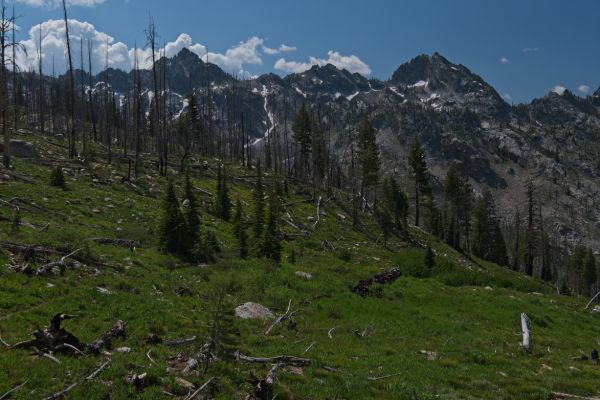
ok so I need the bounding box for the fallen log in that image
[92,238,139,250]
[184,377,214,400]
[163,336,197,346]
[86,320,126,354]
[0,380,28,400]
[42,383,78,400]
[352,267,402,297]
[35,249,80,276]
[86,359,112,380]
[0,240,107,267]
[265,299,294,335]
[234,351,310,367]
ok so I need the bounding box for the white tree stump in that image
[521,313,533,353]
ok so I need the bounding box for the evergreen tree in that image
[583,249,597,294]
[10,207,20,234]
[524,183,538,276]
[407,137,430,227]
[183,173,201,256]
[292,102,312,178]
[253,160,265,239]
[443,162,473,250]
[311,117,327,190]
[215,164,231,221]
[210,290,241,361]
[472,189,508,266]
[357,113,380,202]
[382,176,409,236]
[259,189,282,262]
[233,197,248,259]
[159,180,186,256]
[50,166,66,190]
[425,244,436,269]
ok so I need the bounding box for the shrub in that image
[50,167,66,189]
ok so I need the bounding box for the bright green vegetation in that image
[1,133,600,400]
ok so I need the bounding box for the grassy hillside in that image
[1,132,600,400]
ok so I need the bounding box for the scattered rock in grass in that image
[96,286,112,295]
[591,305,600,314]
[419,350,438,361]
[295,271,312,280]
[116,347,131,353]
[176,377,195,391]
[235,302,274,320]
[540,363,553,371]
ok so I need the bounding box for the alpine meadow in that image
[1,1,600,399]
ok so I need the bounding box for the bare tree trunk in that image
[1,3,10,168]
[521,313,533,353]
[62,0,77,158]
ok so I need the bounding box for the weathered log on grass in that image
[0,240,107,267]
[9,314,125,356]
[92,238,140,250]
[352,267,402,297]
[234,351,311,367]
[86,320,126,354]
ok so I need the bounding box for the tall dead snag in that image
[146,17,163,175]
[61,0,76,158]
[1,2,10,168]
[521,313,533,353]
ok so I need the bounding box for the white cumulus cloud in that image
[578,85,590,94]
[16,19,269,77]
[274,50,371,76]
[500,57,508,64]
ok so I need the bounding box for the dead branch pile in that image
[352,267,402,297]
[8,314,125,356]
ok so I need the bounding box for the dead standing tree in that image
[61,0,77,158]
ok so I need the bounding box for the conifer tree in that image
[382,176,409,236]
[260,189,282,262]
[472,189,508,265]
[443,162,472,250]
[183,174,201,254]
[159,180,186,256]
[233,197,248,259]
[357,113,380,203]
[425,244,436,269]
[583,248,597,294]
[408,137,430,227]
[215,164,231,221]
[253,160,265,239]
[292,102,311,178]
[524,183,538,276]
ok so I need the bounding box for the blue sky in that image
[11,0,600,103]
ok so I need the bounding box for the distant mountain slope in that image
[56,49,600,253]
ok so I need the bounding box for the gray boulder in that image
[235,302,274,320]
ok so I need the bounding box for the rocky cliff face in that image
[68,50,600,251]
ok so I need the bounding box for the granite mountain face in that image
[68,49,600,252]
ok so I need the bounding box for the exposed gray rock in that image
[295,271,313,280]
[235,302,274,320]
